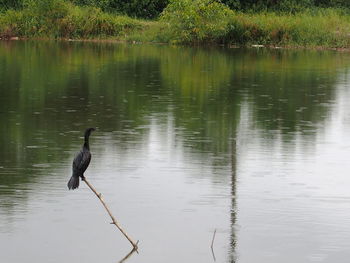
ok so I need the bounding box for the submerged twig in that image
[118,247,138,263]
[211,229,217,261]
[82,177,139,250]
[211,229,217,249]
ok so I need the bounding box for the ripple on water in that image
[31,164,51,168]
[25,145,47,149]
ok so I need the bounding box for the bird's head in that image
[84,127,96,137]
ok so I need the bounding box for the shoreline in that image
[3,36,350,53]
[2,2,350,50]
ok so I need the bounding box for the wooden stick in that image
[82,177,139,250]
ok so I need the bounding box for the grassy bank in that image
[1,0,350,48]
[0,0,143,39]
[225,10,350,47]
[158,0,350,47]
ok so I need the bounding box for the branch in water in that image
[82,177,139,250]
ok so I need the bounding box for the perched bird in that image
[67,128,95,190]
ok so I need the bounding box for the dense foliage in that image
[2,0,350,18]
[161,0,233,43]
[70,0,168,18]
[0,0,168,18]
[222,0,350,12]
[222,0,314,13]
[1,0,350,48]
[159,0,350,46]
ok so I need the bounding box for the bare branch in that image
[82,177,139,250]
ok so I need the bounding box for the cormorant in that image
[67,128,95,190]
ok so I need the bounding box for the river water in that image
[1,41,350,263]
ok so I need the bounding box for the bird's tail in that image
[67,176,79,190]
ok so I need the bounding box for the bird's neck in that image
[84,136,90,150]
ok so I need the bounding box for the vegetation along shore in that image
[1,0,350,48]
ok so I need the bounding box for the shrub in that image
[70,0,168,19]
[22,0,70,36]
[0,9,24,37]
[160,0,233,43]
[0,0,23,10]
[315,0,350,9]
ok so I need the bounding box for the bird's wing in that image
[72,150,91,174]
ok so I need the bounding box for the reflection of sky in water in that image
[1,42,350,263]
[0,116,233,263]
[236,78,350,263]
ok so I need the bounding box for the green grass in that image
[1,0,350,49]
[155,0,350,47]
[225,9,350,47]
[0,0,142,39]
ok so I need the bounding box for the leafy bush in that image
[221,0,350,12]
[315,0,350,9]
[276,0,314,13]
[0,9,24,37]
[70,0,168,18]
[0,0,23,10]
[160,0,233,43]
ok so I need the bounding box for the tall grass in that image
[159,0,350,48]
[226,9,350,47]
[1,0,350,49]
[0,0,142,38]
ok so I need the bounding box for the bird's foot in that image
[81,175,86,181]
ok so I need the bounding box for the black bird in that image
[67,128,95,190]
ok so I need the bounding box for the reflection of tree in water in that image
[229,139,237,263]
[0,42,347,249]
[165,48,344,155]
[0,42,176,218]
[156,47,346,261]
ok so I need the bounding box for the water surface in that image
[1,41,350,263]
